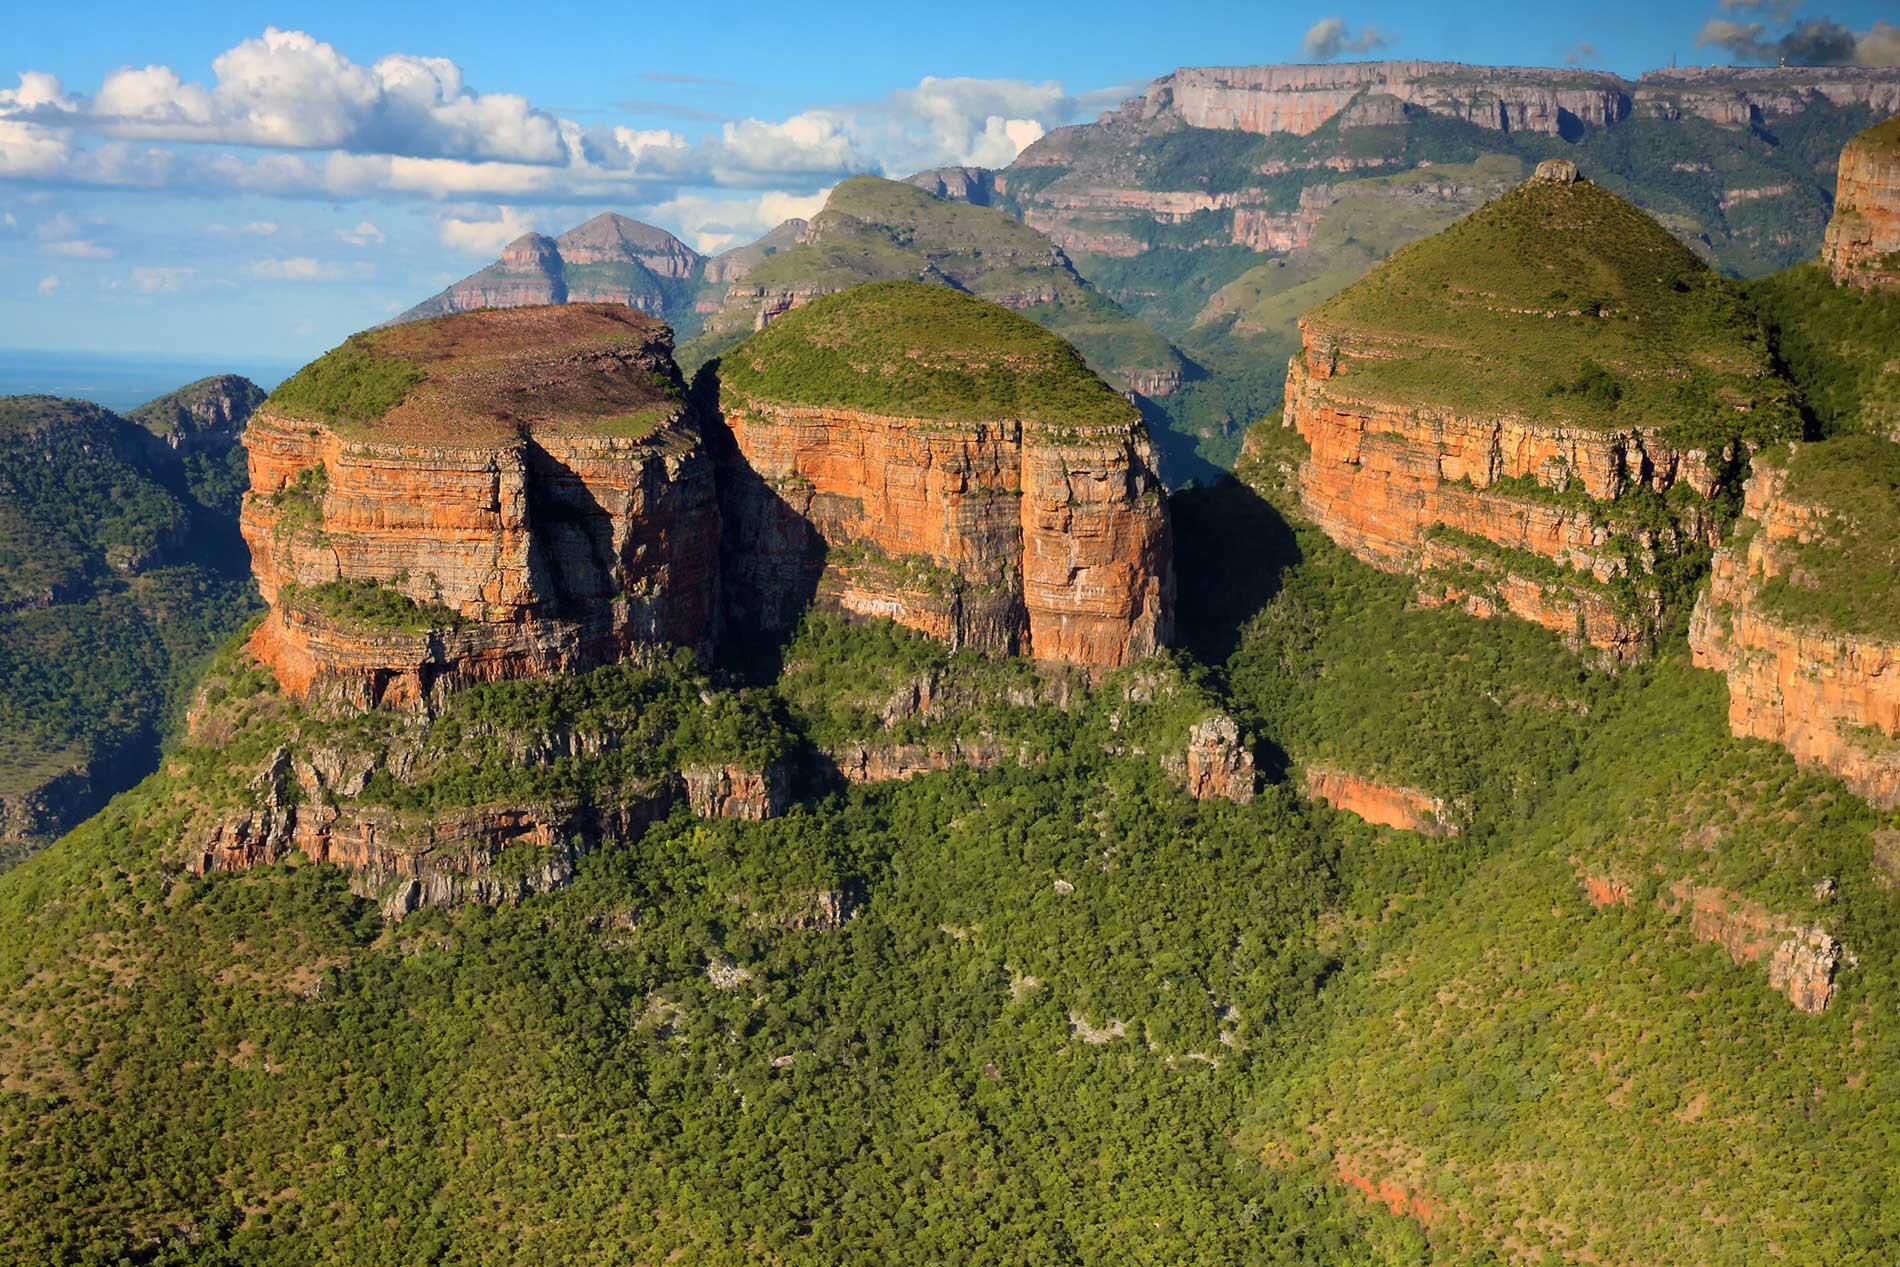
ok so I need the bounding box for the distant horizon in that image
[4,0,1897,362]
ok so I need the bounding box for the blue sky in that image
[2,0,1896,368]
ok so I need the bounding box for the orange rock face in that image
[1284,320,1723,656]
[1690,461,1900,807]
[240,306,719,711]
[1303,765,1456,836]
[714,397,1172,669]
[1822,117,1900,290]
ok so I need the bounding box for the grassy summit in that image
[717,281,1141,431]
[265,304,685,445]
[1310,171,1799,443]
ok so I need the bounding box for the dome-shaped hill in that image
[265,303,686,445]
[718,281,1138,431]
[1310,169,1795,437]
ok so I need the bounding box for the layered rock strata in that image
[716,400,1171,667]
[1690,454,1900,808]
[1822,116,1900,290]
[1183,715,1257,803]
[241,305,718,712]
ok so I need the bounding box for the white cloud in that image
[337,219,384,246]
[643,187,831,253]
[1301,17,1390,61]
[36,273,58,296]
[0,32,1105,206]
[132,265,191,293]
[437,206,538,254]
[249,256,338,281]
[49,238,111,258]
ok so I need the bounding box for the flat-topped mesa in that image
[241,304,717,712]
[1283,167,1798,657]
[709,282,1173,669]
[1691,438,1900,807]
[1151,61,1632,139]
[1823,116,1900,290]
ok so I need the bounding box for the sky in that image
[2,0,1896,370]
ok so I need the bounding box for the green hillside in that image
[715,282,1138,430]
[0,389,262,863]
[1308,173,1799,444]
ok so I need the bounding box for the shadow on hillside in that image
[1168,476,1302,669]
[1137,395,1228,489]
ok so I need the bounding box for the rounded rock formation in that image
[241,304,718,712]
[708,281,1173,669]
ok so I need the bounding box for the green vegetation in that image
[718,282,1138,430]
[1748,262,1900,438]
[1309,177,1800,446]
[280,578,462,634]
[1753,436,1900,638]
[265,334,427,425]
[0,394,260,860]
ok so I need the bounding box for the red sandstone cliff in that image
[1690,456,1900,808]
[1822,116,1900,290]
[713,400,1172,670]
[241,305,718,712]
[1283,317,1725,656]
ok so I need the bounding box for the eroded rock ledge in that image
[1822,115,1900,291]
[1303,765,1457,836]
[1690,453,1900,807]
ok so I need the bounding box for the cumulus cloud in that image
[437,206,539,254]
[1696,11,1900,65]
[0,30,1097,206]
[1301,17,1390,61]
[337,219,384,246]
[48,238,111,258]
[36,273,58,295]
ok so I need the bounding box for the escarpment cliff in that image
[1282,167,1796,656]
[242,304,718,712]
[1691,439,1900,807]
[710,283,1173,669]
[1823,116,1900,291]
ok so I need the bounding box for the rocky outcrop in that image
[1822,116,1900,290]
[1303,765,1457,836]
[829,737,1008,784]
[190,744,678,919]
[1690,456,1900,808]
[1667,881,1841,1014]
[242,305,718,712]
[399,233,567,321]
[905,165,998,205]
[1183,715,1256,803]
[683,762,790,820]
